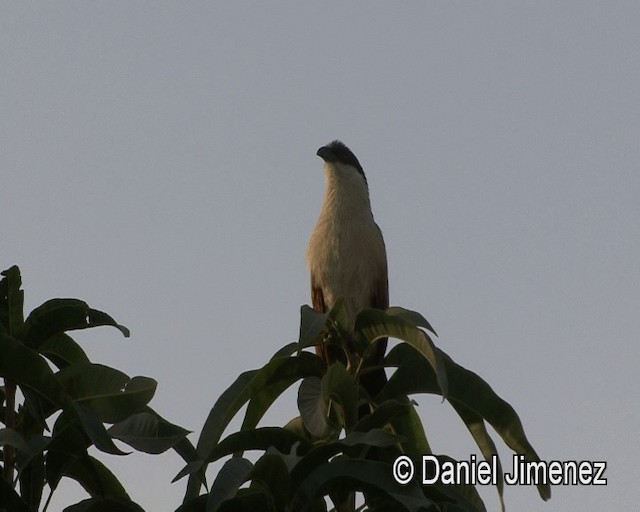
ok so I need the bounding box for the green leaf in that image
[206,457,253,512]
[216,488,274,512]
[418,454,488,512]
[290,429,406,491]
[292,457,436,512]
[196,352,323,461]
[321,362,358,430]
[325,298,349,340]
[186,352,323,500]
[450,402,505,512]
[108,411,190,454]
[168,434,202,486]
[73,403,129,455]
[241,353,324,433]
[0,332,67,407]
[15,434,51,470]
[206,427,311,466]
[23,298,129,349]
[270,342,299,359]
[47,413,90,490]
[56,363,156,423]
[0,265,24,337]
[384,399,432,457]
[352,399,413,434]
[386,306,437,336]
[250,453,291,511]
[0,428,31,454]
[299,306,329,349]
[62,496,144,512]
[0,476,31,512]
[18,451,46,511]
[62,455,131,500]
[355,309,448,398]
[21,388,52,433]
[40,333,91,369]
[283,416,309,440]
[299,299,351,351]
[382,344,550,501]
[175,495,207,512]
[174,427,307,485]
[297,363,361,439]
[298,377,329,437]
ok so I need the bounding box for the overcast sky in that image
[2,2,638,510]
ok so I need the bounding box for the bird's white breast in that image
[307,162,387,324]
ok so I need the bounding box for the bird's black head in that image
[317,140,366,180]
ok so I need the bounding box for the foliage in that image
[176,300,551,511]
[0,266,193,511]
[2,265,550,511]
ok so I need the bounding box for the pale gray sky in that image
[2,2,639,510]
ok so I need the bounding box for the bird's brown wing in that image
[311,276,331,364]
[370,269,389,310]
[311,276,326,313]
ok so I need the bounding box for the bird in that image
[307,139,388,401]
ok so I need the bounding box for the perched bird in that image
[307,140,388,399]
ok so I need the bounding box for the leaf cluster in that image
[176,300,550,511]
[2,266,550,511]
[0,266,192,511]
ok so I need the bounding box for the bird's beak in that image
[316,146,333,161]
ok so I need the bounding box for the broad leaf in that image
[62,496,144,512]
[382,344,550,501]
[324,298,349,340]
[186,352,323,499]
[46,421,90,491]
[196,352,323,460]
[270,342,299,359]
[299,306,329,349]
[451,402,505,512]
[250,453,291,511]
[383,398,432,457]
[23,298,129,348]
[241,353,324,432]
[298,377,329,437]
[352,399,413,434]
[40,333,90,369]
[321,362,358,430]
[386,306,437,336]
[56,363,156,423]
[0,332,67,407]
[15,434,51,470]
[0,265,24,337]
[292,457,436,512]
[73,403,129,455]
[18,452,46,511]
[299,299,350,351]
[0,428,31,454]
[175,495,207,512]
[206,427,311,467]
[422,454,488,512]
[355,309,448,398]
[0,477,31,512]
[206,457,253,512]
[63,455,131,500]
[108,411,190,454]
[217,488,275,512]
[290,429,406,490]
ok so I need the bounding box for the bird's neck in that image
[319,163,374,224]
